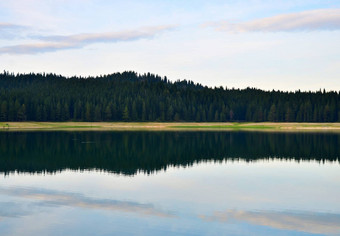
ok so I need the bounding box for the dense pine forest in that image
[0,71,339,122]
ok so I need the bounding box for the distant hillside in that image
[0,71,339,122]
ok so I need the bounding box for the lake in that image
[0,131,339,235]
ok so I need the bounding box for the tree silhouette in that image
[0,71,339,122]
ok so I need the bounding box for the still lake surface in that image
[0,131,339,236]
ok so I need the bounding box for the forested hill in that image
[0,71,339,122]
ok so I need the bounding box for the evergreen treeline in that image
[0,71,339,122]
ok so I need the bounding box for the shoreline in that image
[1,122,340,132]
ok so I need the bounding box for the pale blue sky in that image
[0,0,339,91]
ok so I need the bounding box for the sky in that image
[0,0,339,91]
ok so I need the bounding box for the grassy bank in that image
[1,122,340,132]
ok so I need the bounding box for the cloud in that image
[0,25,176,54]
[209,9,340,33]
[0,23,27,30]
[0,42,77,54]
[0,22,28,39]
[200,209,340,234]
[0,187,175,218]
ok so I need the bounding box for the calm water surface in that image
[0,132,339,235]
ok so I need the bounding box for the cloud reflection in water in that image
[0,187,175,219]
[201,209,340,235]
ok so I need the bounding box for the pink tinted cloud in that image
[209,9,340,33]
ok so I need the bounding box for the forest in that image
[0,71,339,122]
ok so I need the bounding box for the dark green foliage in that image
[0,71,339,122]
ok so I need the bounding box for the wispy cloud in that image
[0,22,25,30]
[0,22,29,39]
[208,9,340,33]
[200,209,340,234]
[0,42,78,55]
[0,25,176,54]
[0,187,175,218]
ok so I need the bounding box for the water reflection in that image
[1,131,340,235]
[0,187,175,218]
[201,210,340,235]
[0,131,339,175]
